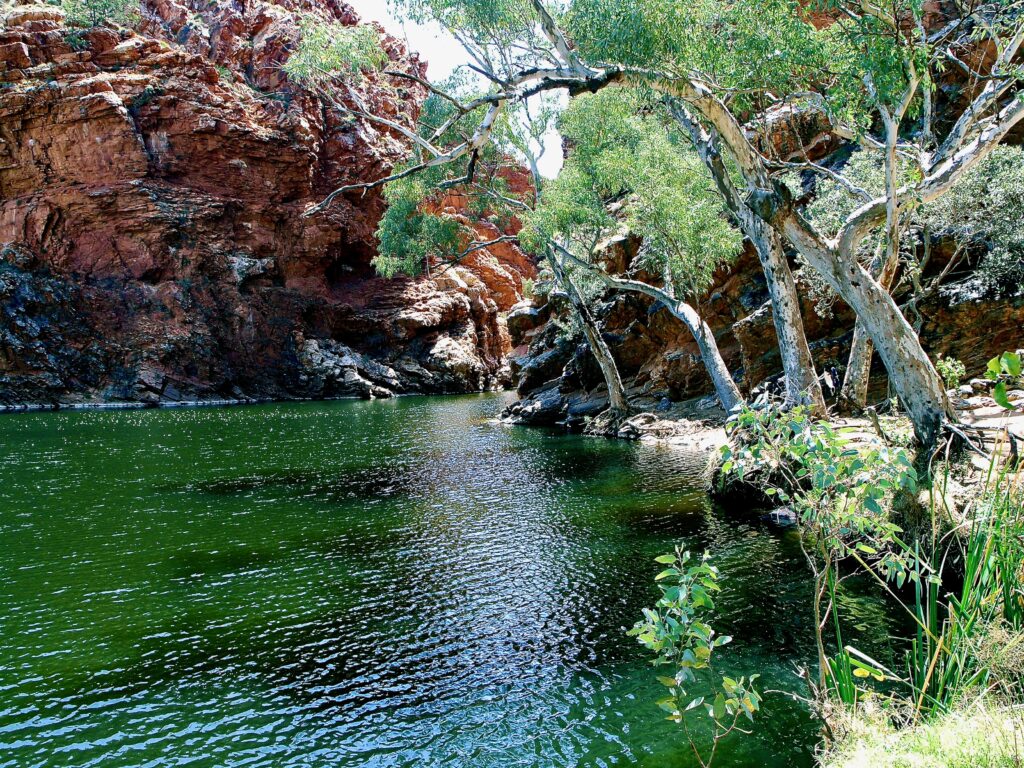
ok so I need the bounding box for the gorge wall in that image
[507,238,1024,427]
[0,0,535,407]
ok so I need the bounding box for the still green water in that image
[0,394,899,767]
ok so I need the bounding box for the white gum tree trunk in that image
[546,249,630,414]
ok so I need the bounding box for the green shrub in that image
[630,548,761,768]
[282,13,386,88]
[721,404,918,705]
[936,355,966,390]
[61,0,139,28]
[721,404,1024,725]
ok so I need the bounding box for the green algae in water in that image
[0,394,900,767]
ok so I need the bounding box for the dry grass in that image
[823,696,1024,768]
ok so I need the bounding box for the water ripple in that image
[0,395,880,767]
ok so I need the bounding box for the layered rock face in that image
[0,1,534,406]
[508,236,1024,427]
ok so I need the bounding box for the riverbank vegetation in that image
[628,397,1024,765]
[57,0,1024,763]
[726,403,1022,753]
[288,0,1022,453]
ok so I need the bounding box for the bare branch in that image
[458,235,519,259]
[768,159,874,202]
[382,69,470,113]
[302,161,430,217]
[324,83,443,159]
[527,0,588,72]
[438,149,480,189]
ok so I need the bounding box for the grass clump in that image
[824,697,1024,768]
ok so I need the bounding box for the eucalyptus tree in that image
[302,0,1024,451]
[563,0,1023,450]
[806,144,1024,400]
[668,102,827,414]
[522,90,746,411]
[787,0,1024,409]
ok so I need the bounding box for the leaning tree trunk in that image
[556,247,743,413]
[561,247,745,415]
[841,244,900,409]
[782,219,952,452]
[657,263,742,411]
[546,249,630,413]
[748,218,827,414]
[842,112,904,411]
[674,301,743,412]
[670,103,826,414]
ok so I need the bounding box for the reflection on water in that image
[0,394,899,767]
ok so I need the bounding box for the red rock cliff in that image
[0,0,536,406]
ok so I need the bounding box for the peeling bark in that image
[554,245,742,411]
[841,243,900,409]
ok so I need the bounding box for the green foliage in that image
[394,0,535,38]
[523,89,741,299]
[282,14,386,88]
[986,352,1022,411]
[923,148,1024,299]
[722,404,1024,723]
[811,0,928,127]
[567,0,830,109]
[374,167,463,278]
[936,355,966,391]
[801,147,1024,316]
[65,30,89,51]
[798,150,914,315]
[61,0,138,28]
[722,404,919,704]
[372,74,538,278]
[630,548,761,767]
[805,152,906,240]
[722,404,917,569]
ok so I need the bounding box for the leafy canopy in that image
[800,146,1024,313]
[61,0,139,28]
[282,14,387,87]
[922,147,1024,298]
[373,78,537,278]
[523,89,742,299]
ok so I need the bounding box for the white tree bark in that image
[307,4,1024,451]
[657,76,1024,449]
[546,248,630,413]
[781,215,952,448]
[670,105,826,413]
[747,216,827,412]
[673,302,743,413]
[554,245,743,412]
[841,243,900,409]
